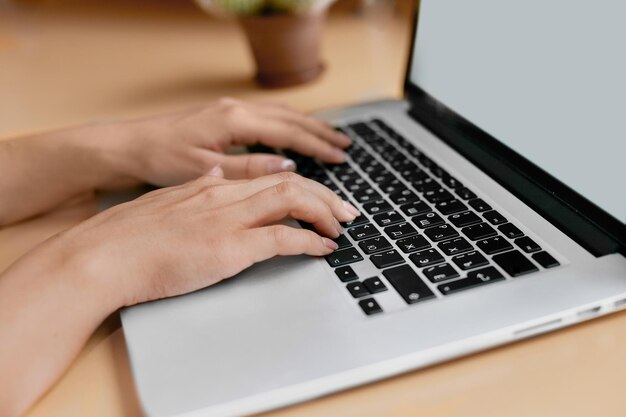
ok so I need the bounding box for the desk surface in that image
[1,1,625,416]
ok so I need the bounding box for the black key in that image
[448,211,482,228]
[430,165,446,178]
[436,199,467,215]
[405,170,431,185]
[498,223,524,239]
[462,223,497,241]
[423,223,459,242]
[363,276,388,294]
[353,188,381,203]
[345,180,368,193]
[515,236,542,253]
[438,237,473,256]
[334,234,352,249]
[468,198,492,212]
[379,178,403,194]
[383,264,436,304]
[359,298,383,315]
[413,212,444,229]
[366,166,388,179]
[456,187,477,200]
[344,176,368,188]
[452,250,489,270]
[423,188,454,204]
[476,236,514,255]
[483,210,508,225]
[418,154,435,169]
[390,158,415,170]
[412,176,439,192]
[326,247,364,267]
[346,281,370,298]
[493,250,539,277]
[348,223,380,241]
[384,222,418,240]
[362,199,393,215]
[532,251,560,268]
[362,160,382,173]
[423,263,460,283]
[373,210,405,227]
[438,267,504,295]
[400,200,431,217]
[370,172,396,185]
[441,174,463,189]
[397,235,431,253]
[370,249,405,269]
[359,236,393,254]
[317,176,338,190]
[335,266,358,282]
[342,215,368,228]
[336,171,359,183]
[389,189,419,205]
[409,248,445,267]
[399,167,426,182]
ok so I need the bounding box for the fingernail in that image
[267,158,296,174]
[334,219,344,236]
[337,132,352,145]
[322,237,339,250]
[330,148,347,163]
[207,164,224,177]
[342,200,360,218]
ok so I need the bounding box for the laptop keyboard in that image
[285,119,560,316]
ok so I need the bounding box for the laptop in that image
[119,1,626,416]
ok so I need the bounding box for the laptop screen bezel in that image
[402,2,625,256]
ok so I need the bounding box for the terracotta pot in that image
[239,11,327,88]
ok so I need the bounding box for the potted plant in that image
[195,0,336,88]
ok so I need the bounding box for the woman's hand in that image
[45,170,359,306]
[0,171,359,416]
[0,97,351,226]
[112,98,352,186]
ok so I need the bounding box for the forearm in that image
[0,236,120,417]
[0,122,139,225]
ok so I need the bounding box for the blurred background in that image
[0,0,415,138]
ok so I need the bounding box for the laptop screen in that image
[409,0,626,223]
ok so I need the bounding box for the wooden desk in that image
[1,1,625,416]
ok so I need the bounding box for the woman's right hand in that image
[37,170,359,310]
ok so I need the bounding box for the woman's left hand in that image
[110,97,352,186]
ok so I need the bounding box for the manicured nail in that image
[267,158,296,174]
[322,237,339,250]
[337,132,352,146]
[334,219,344,236]
[330,148,347,163]
[207,164,224,177]
[342,200,360,218]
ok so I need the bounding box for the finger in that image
[250,102,351,149]
[243,172,359,221]
[232,114,347,163]
[226,181,344,238]
[242,226,338,262]
[194,172,359,221]
[213,153,296,179]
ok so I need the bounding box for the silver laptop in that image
[119,1,626,416]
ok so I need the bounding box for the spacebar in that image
[383,265,435,305]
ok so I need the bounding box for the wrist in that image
[22,232,127,319]
[67,121,143,190]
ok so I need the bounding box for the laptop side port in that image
[614,298,626,309]
[577,306,602,319]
